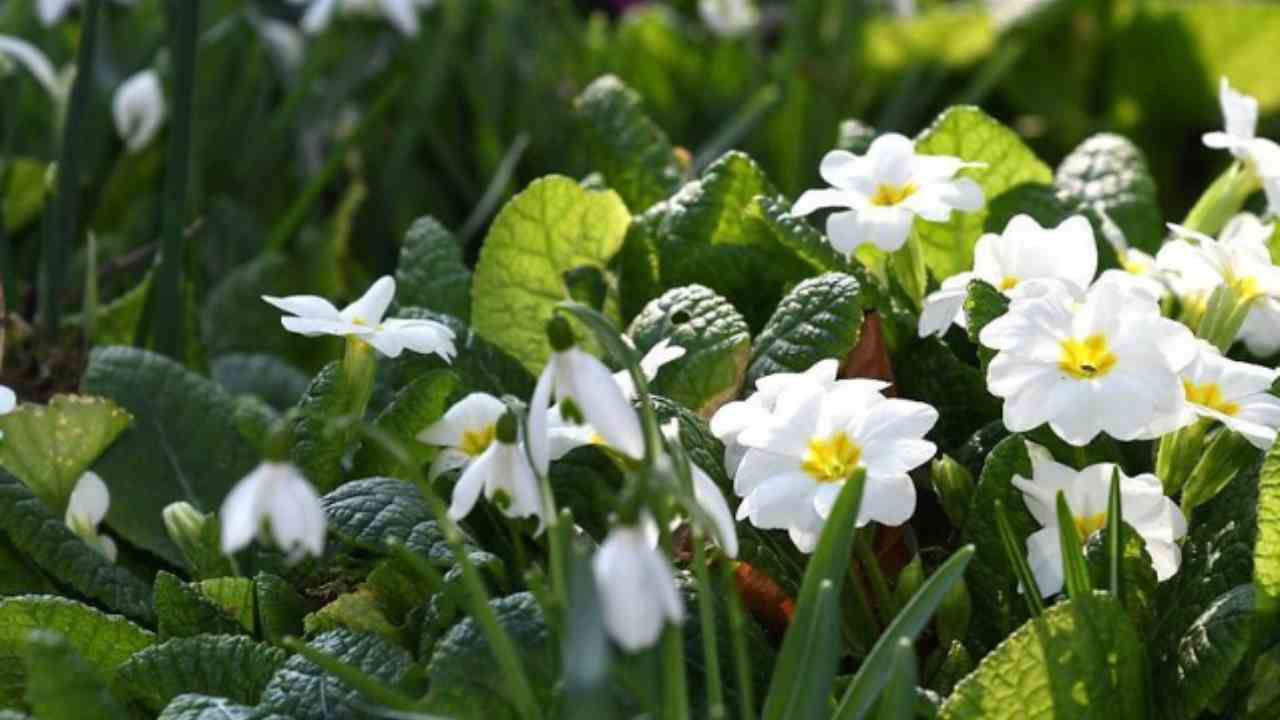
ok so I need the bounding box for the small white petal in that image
[528,365,555,476]
[341,275,397,326]
[220,465,270,554]
[0,385,15,415]
[66,471,111,526]
[563,350,644,460]
[378,0,420,36]
[0,35,62,99]
[261,293,343,321]
[448,453,490,521]
[301,0,340,34]
[692,465,738,558]
[112,69,166,153]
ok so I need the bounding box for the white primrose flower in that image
[418,392,507,479]
[980,278,1198,446]
[1203,77,1280,214]
[918,214,1097,337]
[65,472,117,562]
[112,69,166,154]
[791,133,984,256]
[660,420,738,558]
[1013,453,1186,598]
[733,381,938,553]
[1177,340,1280,450]
[263,275,456,360]
[292,0,436,37]
[445,413,544,531]
[698,0,759,37]
[220,462,326,563]
[593,521,685,652]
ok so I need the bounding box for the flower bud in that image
[892,555,924,615]
[935,574,971,648]
[163,502,210,557]
[496,410,519,445]
[546,315,576,352]
[931,455,973,530]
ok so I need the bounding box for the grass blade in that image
[1055,491,1093,601]
[1106,467,1124,601]
[875,638,917,720]
[994,499,1044,616]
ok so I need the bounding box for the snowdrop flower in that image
[1176,340,1280,449]
[791,133,984,256]
[698,0,759,37]
[254,16,306,74]
[593,522,685,652]
[980,278,1198,446]
[418,392,507,480]
[1013,453,1185,597]
[37,0,134,27]
[293,0,436,37]
[1203,78,1280,214]
[112,69,166,154]
[263,276,456,360]
[918,214,1096,337]
[660,421,738,558]
[445,412,544,531]
[0,385,14,416]
[733,381,938,552]
[220,462,326,562]
[0,35,71,104]
[65,472,117,562]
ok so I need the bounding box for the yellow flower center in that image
[1231,275,1260,301]
[1073,512,1107,541]
[999,276,1019,291]
[1058,334,1118,380]
[460,425,497,457]
[1122,258,1146,275]
[869,182,918,207]
[1183,381,1240,416]
[801,433,863,483]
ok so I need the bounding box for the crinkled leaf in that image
[0,472,153,622]
[913,106,1052,280]
[305,589,403,647]
[574,74,682,212]
[198,578,257,632]
[754,196,876,302]
[258,629,415,719]
[963,279,1008,368]
[938,594,1147,718]
[21,631,128,719]
[157,694,273,720]
[981,183,1076,236]
[211,354,311,412]
[1158,584,1254,720]
[154,571,245,639]
[893,338,1000,452]
[614,201,666,323]
[746,272,863,388]
[1084,524,1158,635]
[628,284,751,417]
[255,572,305,645]
[81,347,261,564]
[393,309,535,398]
[290,362,349,494]
[322,477,432,551]
[1254,440,1280,621]
[352,370,457,479]
[471,175,631,374]
[117,634,287,712]
[1054,133,1163,254]
[394,216,472,321]
[0,395,132,513]
[0,536,53,598]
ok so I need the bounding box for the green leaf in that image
[657,153,816,330]
[198,577,257,632]
[937,594,1147,718]
[258,629,416,719]
[0,595,154,705]
[255,572,305,645]
[21,631,129,719]
[754,196,876,300]
[963,279,1009,368]
[746,272,863,388]
[981,183,1076,236]
[157,694,276,720]
[154,571,244,639]
[628,284,751,417]
[0,395,132,513]
[0,536,53,599]
[893,339,1000,452]
[322,477,432,551]
[1054,133,1163,255]
[913,106,1053,280]
[394,216,472,321]
[305,589,403,646]
[875,639,917,720]
[0,472,153,622]
[615,203,666,323]
[290,362,350,494]
[81,347,262,564]
[574,75,682,212]
[2,158,47,234]
[424,592,554,716]
[1255,440,1280,622]
[471,175,631,374]
[1157,584,1254,720]
[352,370,457,479]
[1055,493,1093,601]
[116,634,287,712]
[211,354,311,412]
[1084,525,1158,636]
[393,309,535,399]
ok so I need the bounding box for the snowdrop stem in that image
[1155,419,1210,496]
[1182,160,1261,237]
[690,538,726,719]
[854,533,895,625]
[722,561,756,720]
[890,237,928,308]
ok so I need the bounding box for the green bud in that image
[496,410,519,444]
[892,555,925,615]
[162,501,234,579]
[163,501,208,552]
[546,315,576,352]
[560,397,585,426]
[931,455,973,530]
[1181,428,1257,512]
[265,416,295,462]
[936,574,971,648]
[563,265,609,311]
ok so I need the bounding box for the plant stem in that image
[855,532,895,625]
[1182,161,1260,237]
[722,561,755,720]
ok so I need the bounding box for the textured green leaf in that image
[305,589,402,646]
[258,629,415,719]
[574,75,682,212]
[746,272,863,388]
[394,216,472,321]
[913,106,1053,280]
[157,694,266,720]
[1054,133,1163,254]
[198,578,257,632]
[352,370,457,479]
[81,347,261,564]
[471,175,631,374]
[322,477,432,551]
[628,284,751,417]
[424,592,553,718]
[1157,584,1254,720]
[154,572,244,639]
[3,158,47,234]
[117,634,287,712]
[0,472,153,622]
[290,362,349,494]
[754,196,876,300]
[893,338,1000,452]
[614,202,666,323]
[211,354,311,412]
[255,572,305,645]
[1255,440,1280,620]
[982,183,1076,236]
[938,595,1147,718]
[21,631,128,719]
[0,536,53,598]
[393,309,535,399]
[0,395,132,513]
[0,596,154,705]
[963,279,1009,368]
[1084,525,1158,635]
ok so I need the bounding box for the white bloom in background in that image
[733,381,938,552]
[791,133,984,256]
[418,392,507,479]
[0,385,14,416]
[446,420,544,531]
[980,278,1197,446]
[112,69,166,154]
[1177,340,1280,449]
[255,16,306,74]
[1203,77,1280,214]
[65,472,117,562]
[1105,247,1168,300]
[263,276,456,360]
[220,462,326,562]
[0,35,72,104]
[37,0,134,27]
[593,523,685,652]
[660,421,738,558]
[918,214,1097,337]
[698,0,759,37]
[984,0,1055,31]
[1013,454,1186,597]
[293,0,436,37]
